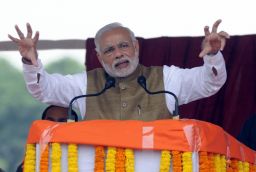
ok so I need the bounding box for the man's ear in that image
[96,52,102,62]
[134,39,139,53]
[95,47,101,61]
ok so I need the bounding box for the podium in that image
[23,119,256,171]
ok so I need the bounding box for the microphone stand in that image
[67,77,115,121]
[137,75,179,117]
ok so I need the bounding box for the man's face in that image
[97,28,139,77]
[44,107,69,122]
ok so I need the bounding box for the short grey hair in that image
[94,22,137,53]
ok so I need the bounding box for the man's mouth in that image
[115,60,130,69]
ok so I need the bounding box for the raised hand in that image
[8,23,39,66]
[199,19,229,58]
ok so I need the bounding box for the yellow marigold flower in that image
[24,144,36,172]
[160,150,171,172]
[51,143,62,172]
[125,149,134,172]
[238,161,243,172]
[68,144,78,172]
[106,147,116,172]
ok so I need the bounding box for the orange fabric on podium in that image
[26,119,256,163]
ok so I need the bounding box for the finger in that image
[8,34,20,43]
[15,25,25,39]
[33,31,40,45]
[220,39,226,51]
[218,31,230,39]
[199,47,211,58]
[26,23,33,38]
[211,19,222,33]
[204,26,210,36]
[199,49,207,58]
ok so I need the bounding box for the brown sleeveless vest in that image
[85,65,171,120]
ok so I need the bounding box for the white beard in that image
[101,52,139,78]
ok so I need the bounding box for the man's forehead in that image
[100,28,131,43]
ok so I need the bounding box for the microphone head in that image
[137,75,146,88]
[105,77,116,89]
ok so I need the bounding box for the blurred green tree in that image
[0,57,84,172]
[46,56,85,74]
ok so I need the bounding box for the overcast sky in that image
[1,0,255,69]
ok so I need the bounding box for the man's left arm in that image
[164,20,229,112]
[164,51,226,107]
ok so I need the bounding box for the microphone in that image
[137,75,179,116]
[67,76,116,121]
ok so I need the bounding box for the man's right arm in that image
[23,58,87,113]
[9,23,87,115]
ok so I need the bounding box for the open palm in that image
[199,19,229,57]
[8,23,39,66]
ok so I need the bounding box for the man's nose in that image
[113,48,123,59]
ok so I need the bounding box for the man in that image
[8,20,229,120]
[41,105,78,122]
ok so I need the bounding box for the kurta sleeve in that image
[163,51,227,112]
[22,59,87,116]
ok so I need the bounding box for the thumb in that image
[199,49,208,58]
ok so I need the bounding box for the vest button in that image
[119,83,126,90]
[122,102,127,108]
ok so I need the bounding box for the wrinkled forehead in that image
[99,28,133,47]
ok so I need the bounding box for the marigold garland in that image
[68,143,78,172]
[199,151,210,172]
[51,143,62,172]
[24,144,36,172]
[213,154,222,172]
[172,150,182,172]
[226,158,233,172]
[243,162,249,172]
[238,161,244,172]
[94,146,105,172]
[208,153,215,172]
[160,150,171,172]
[182,152,192,172]
[220,155,226,172]
[40,143,49,172]
[115,148,126,172]
[106,147,116,172]
[23,143,256,172]
[250,164,256,172]
[231,159,239,172]
[125,148,135,172]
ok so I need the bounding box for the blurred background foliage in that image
[0,56,84,171]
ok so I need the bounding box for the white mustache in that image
[112,57,131,68]
[101,52,139,77]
